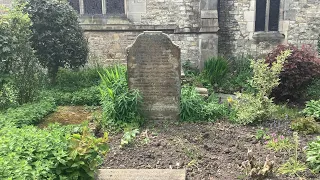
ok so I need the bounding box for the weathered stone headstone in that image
[127,31,181,122]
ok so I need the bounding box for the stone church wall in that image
[218,0,320,57]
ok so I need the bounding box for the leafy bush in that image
[24,0,89,84]
[180,86,228,122]
[120,128,140,148]
[265,133,293,152]
[303,100,320,120]
[0,99,56,128]
[305,78,320,100]
[266,44,320,101]
[0,3,41,105]
[0,124,109,179]
[203,57,229,88]
[55,67,103,92]
[41,86,100,106]
[230,50,291,124]
[99,65,143,130]
[290,117,320,134]
[219,55,253,93]
[0,82,18,110]
[306,136,320,173]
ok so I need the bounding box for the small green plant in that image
[291,117,320,134]
[0,124,108,179]
[255,128,269,140]
[0,99,56,128]
[306,136,320,173]
[273,105,301,120]
[98,65,143,130]
[278,132,307,177]
[120,128,140,148]
[182,60,199,77]
[305,78,320,100]
[180,86,228,122]
[265,133,293,152]
[303,100,320,119]
[203,56,229,88]
[231,50,291,124]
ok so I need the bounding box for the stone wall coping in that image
[81,24,219,33]
[252,31,285,41]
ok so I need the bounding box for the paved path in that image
[97,169,186,180]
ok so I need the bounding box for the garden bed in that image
[102,120,319,180]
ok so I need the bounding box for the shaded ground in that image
[102,120,320,180]
[38,106,101,128]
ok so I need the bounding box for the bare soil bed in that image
[102,120,320,180]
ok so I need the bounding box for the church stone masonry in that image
[1,0,319,68]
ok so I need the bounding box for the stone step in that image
[97,169,186,180]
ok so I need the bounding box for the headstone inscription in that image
[127,31,181,122]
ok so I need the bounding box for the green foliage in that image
[203,57,229,88]
[305,78,320,100]
[303,100,320,119]
[306,136,320,173]
[255,128,268,140]
[0,99,56,128]
[219,55,254,93]
[62,126,109,179]
[120,128,140,148]
[41,86,100,106]
[55,67,103,92]
[182,60,199,77]
[98,65,143,130]
[180,86,228,122]
[278,132,307,176]
[0,3,41,105]
[265,133,294,152]
[24,0,89,84]
[291,117,320,134]
[231,50,291,124]
[273,105,301,120]
[0,82,18,110]
[0,124,109,180]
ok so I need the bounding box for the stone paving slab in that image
[97,169,186,180]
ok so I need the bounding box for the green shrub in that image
[24,0,89,84]
[303,100,320,120]
[290,117,320,134]
[223,55,254,93]
[306,136,320,173]
[305,78,320,100]
[231,50,291,124]
[203,57,229,88]
[0,3,41,105]
[55,67,103,92]
[0,99,56,128]
[98,65,143,130]
[0,124,109,179]
[266,44,320,101]
[0,82,18,110]
[180,86,228,122]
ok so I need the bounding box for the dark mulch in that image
[102,120,319,180]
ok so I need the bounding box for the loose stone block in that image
[97,169,186,180]
[127,31,181,122]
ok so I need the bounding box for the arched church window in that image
[255,0,280,32]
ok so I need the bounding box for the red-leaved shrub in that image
[265,44,320,101]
